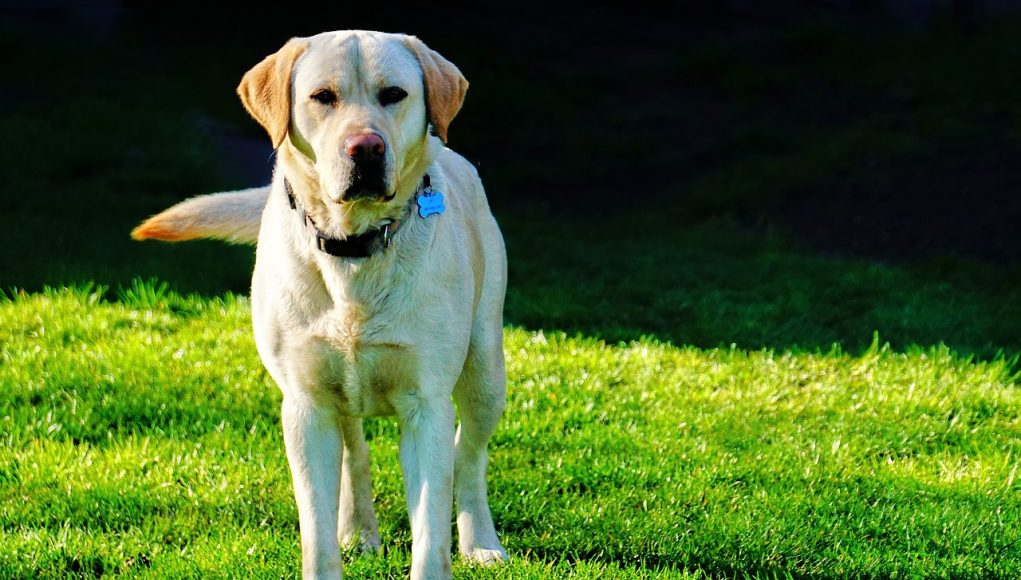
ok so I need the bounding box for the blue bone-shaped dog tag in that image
[417,190,445,218]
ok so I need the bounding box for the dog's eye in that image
[379,86,408,106]
[311,89,337,105]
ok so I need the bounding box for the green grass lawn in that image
[1,287,1018,578]
[3,8,1021,579]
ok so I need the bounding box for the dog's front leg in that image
[282,393,343,579]
[397,396,456,579]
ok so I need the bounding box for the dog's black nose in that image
[345,133,385,164]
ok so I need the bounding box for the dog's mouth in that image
[341,163,391,202]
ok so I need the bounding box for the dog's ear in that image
[237,38,308,149]
[403,36,468,143]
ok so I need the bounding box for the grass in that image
[1,286,1019,578]
[502,214,1021,358]
[3,5,1021,578]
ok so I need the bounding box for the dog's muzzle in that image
[342,133,389,202]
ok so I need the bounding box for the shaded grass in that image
[0,19,257,297]
[2,12,1020,357]
[503,212,1021,358]
[1,287,1019,578]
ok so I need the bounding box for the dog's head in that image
[238,31,467,233]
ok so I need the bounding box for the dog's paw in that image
[357,535,382,556]
[461,547,508,566]
[340,530,382,556]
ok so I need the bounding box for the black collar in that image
[283,177,427,258]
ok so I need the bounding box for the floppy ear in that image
[402,36,469,143]
[236,38,308,149]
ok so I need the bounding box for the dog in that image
[132,31,508,579]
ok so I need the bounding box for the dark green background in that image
[1,1,1019,356]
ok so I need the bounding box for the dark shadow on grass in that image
[1,4,1019,359]
[498,198,1021,359]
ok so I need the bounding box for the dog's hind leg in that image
[337,416,382,554]
[452,330,509,565]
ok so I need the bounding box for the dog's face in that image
[237,31,467,230]
[289,32,427,204]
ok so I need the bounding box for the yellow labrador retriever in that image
[132,30,508,579]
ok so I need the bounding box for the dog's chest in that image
[295,269,421,416]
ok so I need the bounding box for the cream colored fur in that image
[133,31,508,580]
[132,187,269,243]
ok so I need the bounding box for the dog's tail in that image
[131,186,270,245]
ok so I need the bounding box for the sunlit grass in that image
[1,285,1018,578]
